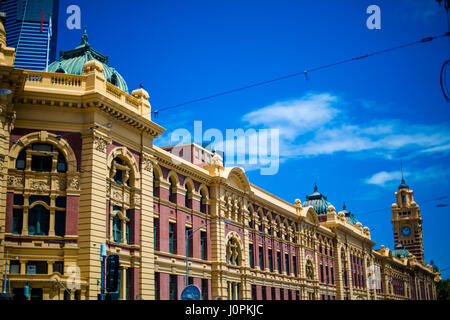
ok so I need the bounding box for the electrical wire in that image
[152,32,450,115]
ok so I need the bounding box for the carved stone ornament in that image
[142,155,153,172]
[69,177,80,190]
[94,135,108,153]
[31,179,49,192]
[7,175,23,188]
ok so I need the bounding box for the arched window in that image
[200,188,207,213]
[10,137,71,238]
[168,176,176,203]
[153,171,157,197]
[226,237,241,266]
[15,143,67,173]
[185,183,192,208]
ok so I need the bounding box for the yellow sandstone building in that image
[0,19,440,300]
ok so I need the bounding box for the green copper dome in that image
[46,27,129,93]
[341,203,359,225]
[302,184,333,215]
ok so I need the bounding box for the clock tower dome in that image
[391,177,425,264]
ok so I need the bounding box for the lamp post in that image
[185,218,232,287]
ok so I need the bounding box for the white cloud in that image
[365,171,403,187]
[240,93,450,159]
[242,93,339,140]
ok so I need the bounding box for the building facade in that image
[0,22,440,300]
[0,0,58,71]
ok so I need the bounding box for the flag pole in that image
[46,14,52,72]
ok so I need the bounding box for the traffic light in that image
[106,255,120,292]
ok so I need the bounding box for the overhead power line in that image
[0,32,448,143]
[152,31,450,115]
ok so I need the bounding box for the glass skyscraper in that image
[0,0,59,70]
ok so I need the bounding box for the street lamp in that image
[185,218,232,287]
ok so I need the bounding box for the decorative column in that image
[139,152,156,299]
[210,184,228,299]
[77,129,110,300]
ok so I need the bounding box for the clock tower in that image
[391,177,425,264]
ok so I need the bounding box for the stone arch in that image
[183,177,195,192]
[198,183,209,198]
[152,162,163,182]
[107,146,140,187]
[224,167,251,192]
[166,170,180,187]
[9,130,77,173]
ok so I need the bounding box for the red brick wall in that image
[66,195,79,235]
[5,192,13,233]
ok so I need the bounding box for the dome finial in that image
[314,182,318,192]
[398,161,409,190]
[81,26,89,45]
[343,202,346,210]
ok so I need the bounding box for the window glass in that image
[113,215,122,243]
[55,211,66,236]
[16,149,26,170]
[28,205,50,235]
[29,195,50,206]
[53,261,64,274]
[12,209,23,235]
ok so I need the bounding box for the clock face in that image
[401,226,411,237]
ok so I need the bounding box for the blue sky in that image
[56,0,450,277]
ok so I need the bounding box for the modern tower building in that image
[0,0,58,70]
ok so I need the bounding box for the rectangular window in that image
[154,218,159,251]
[200,231,207,260]
[293,256,297,276]
[249,244,254,268]
[259,246,264,270]
[169,275,177,300]
[53,261,64,274]
[277,251,281,273]
[126,210,131,244]
[26,261,48,274]
[262,286,267,300]
[186,227,192,257]
[12,208,23,235]
[320,264,324,283]
[296,290,300,300]
[325,265,329,283]
[285,253,289,274]
[10,260,20,274]
[251,285,257,300]
[155,272,160,300]
[331,266,334,284]
[55,211,66,237]
[169,222,175,254]
[271,287,275,300]
[268,249,273,272]
[280,288,284,300]
[201,279,208,300]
